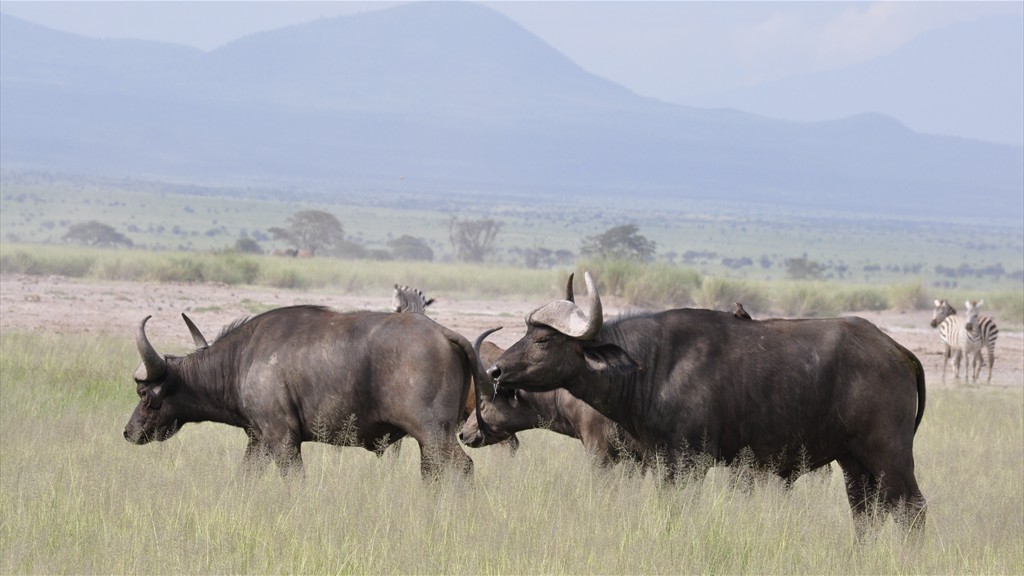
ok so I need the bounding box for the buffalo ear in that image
[582,342,639,375]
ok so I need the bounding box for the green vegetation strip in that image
[3,243,1022,324]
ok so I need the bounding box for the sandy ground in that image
[1,274,1020,390]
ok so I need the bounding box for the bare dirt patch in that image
[2,274,1020,390]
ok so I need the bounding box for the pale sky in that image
[1,1,1020,102]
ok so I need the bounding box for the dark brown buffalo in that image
[390,284,519,452]
[461,328,639,466]
[124,305,486,478]
[486,272,927,535]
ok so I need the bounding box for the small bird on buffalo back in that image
[733,302,752,320]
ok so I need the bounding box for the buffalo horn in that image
[564,272,575,302]
[472,327,502,398]
[134,315,166,381]
[527,271,603,340]
[471,326,502,442]
[181,313,208,348]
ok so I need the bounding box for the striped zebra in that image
[930,299,983,382]
[391,284,435,314]
[964,299,999,384]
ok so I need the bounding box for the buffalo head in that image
[460,386,522,447]
[486,272,638,392]
[123,314,201,444]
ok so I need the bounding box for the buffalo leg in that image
[505,433,521,455]
[415,424,473,479]
[838,457,882,540]
[841,447,927,538]
[240,431,273,476]
[869,456,927,534]
[262,427,303,476]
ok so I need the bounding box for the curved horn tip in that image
[580,271,603,340]
[136,315,166,381]
[181,312,208,348]
[564,272,575,302]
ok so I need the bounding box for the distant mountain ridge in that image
[1,3,1021,223]
[685,16,1024,146]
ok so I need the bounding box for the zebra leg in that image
[941,345,951,381]
[952,348,963,380]
[986,344,996,384]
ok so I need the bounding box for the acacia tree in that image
[580,224,655,261]
[449,217,502,262]
[785,256,825,280]
[388,235,434,261]
[62,220,133,248]
[268,210,344,256]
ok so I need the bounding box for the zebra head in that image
[930,299,956,328]
[964,299,985,333]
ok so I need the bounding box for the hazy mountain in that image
[1,3,1021,222]
[685,16,1024,146]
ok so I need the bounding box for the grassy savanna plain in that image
[0,324,1022,574]
[2,172,1023,573]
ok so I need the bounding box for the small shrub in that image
[151,257,205,283]
[694,277,769,313]
[579,259,645,297]
[888,281,929,311]
[94,258,150,281]
[980,291,1024,329]
[580,259,703,308]
[0,250,94,277]
[263,267,310,290]
[835,287,889,312]
[206,254,261,285]
[625,266,703,308]
[777,283,840,317]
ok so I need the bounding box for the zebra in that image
[391,284,435,314]
[930,299,984,382]
[964,299,999,384]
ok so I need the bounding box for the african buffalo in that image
[390,284,519,452]
[486,272,927,535]
[124,305,486,478]
[461,327,640,467]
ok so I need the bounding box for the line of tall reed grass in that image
[2,243,1021,325]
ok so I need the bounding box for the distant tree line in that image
[55,212,1023,287]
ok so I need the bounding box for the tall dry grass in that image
[1,331,1022,574]
[1,245,1021,325]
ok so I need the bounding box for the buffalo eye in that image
[146,390,163,410]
